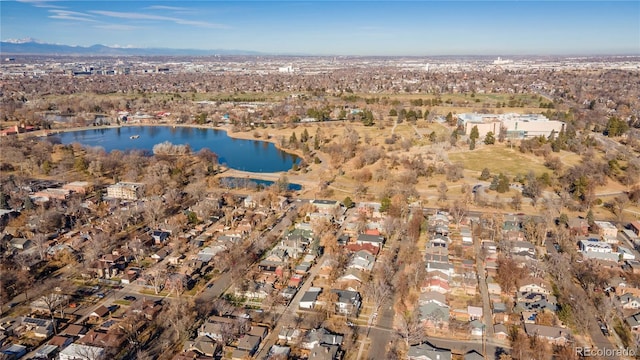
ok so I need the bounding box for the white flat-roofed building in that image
[106,182,144,200]
[457,112,564,139]
[579,239,612,253]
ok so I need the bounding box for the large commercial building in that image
[106,182,145,200]
[457,113,565,140]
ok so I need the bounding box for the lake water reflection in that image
[54,126,299,173]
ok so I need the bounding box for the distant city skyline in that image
[1,0,639,56]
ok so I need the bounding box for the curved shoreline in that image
[42,122,305,167]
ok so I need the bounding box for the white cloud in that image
[89,10,228,29]
[48,9,97,22]
[94,24,140,31]
[145,5,191,11]
[17,0,63,9]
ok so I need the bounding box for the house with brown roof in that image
[568,218,589,236]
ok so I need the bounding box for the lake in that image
[53,126,299,173]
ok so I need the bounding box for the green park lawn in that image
[449,146,550,176]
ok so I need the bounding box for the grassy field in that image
[448,146,550,176]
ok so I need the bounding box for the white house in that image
[300,287,322,309]
[58,344,105,360]
[579,239,612,253]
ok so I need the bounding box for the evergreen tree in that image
[497,173,510,193]
[479,168,491,181]
[484,131,495,145]
[24,196,34,210]
[490,175,500,191]
[470,125,480,142]
[586,209,595,228]
[301,129,309,142]
[0,192,8,209]
[380,197,391,212]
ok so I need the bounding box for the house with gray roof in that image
[626,312,640,331]
[355,234,385,248]
[331,290,361,316]
[407,342,452,360]
[524,323,571,345]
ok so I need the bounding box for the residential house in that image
[424,253,449,263]
[518,278,551,295]
[311,199,340,214]
[152,230,171,244]
[426,261,454,277]
[494,324,509,340]
[470,319,484,337]
[594,221,618,243]
[300,287,322,309]
[183,336,220,357]
[482,241,497,253]
[348,251,376,272]
[355,234,385,248]
[630,221,640,236]
[486,277,502,295]
[468,306,483,321]
[0,344,27,359]
[236,334,261,355]
[509,241,535,257]
[460,227,473,245]
[422,278,450,294]
[19,317,54,338]
[268,345,291,360]
[48,335,74,349]
[33,344,58,359]
[249,326,268,341]
[620,293,640,310]
[63,324,88,338]
[568,218,589,236]
[58,344,105,360]
[278,328,302,343]
[524,323,571,345]
[151,248,171,262]
[198,316,236,342]
[516,291,557,313]
[31,293,69,314]
[337,269,366,286]
[626,312,640,332]
[302,328,343,350]
[419,291,447,307]
[9,238,31,250]
[331,290,361,316]
[623,260,640,275]
[419,302,449,330]
[407,342,452,360]
[308,343,341,360]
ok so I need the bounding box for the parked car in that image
[124,296,136,301]
[599,320,610,336]
[95,293,105,299]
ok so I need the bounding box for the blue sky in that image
[1,1,638,55]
